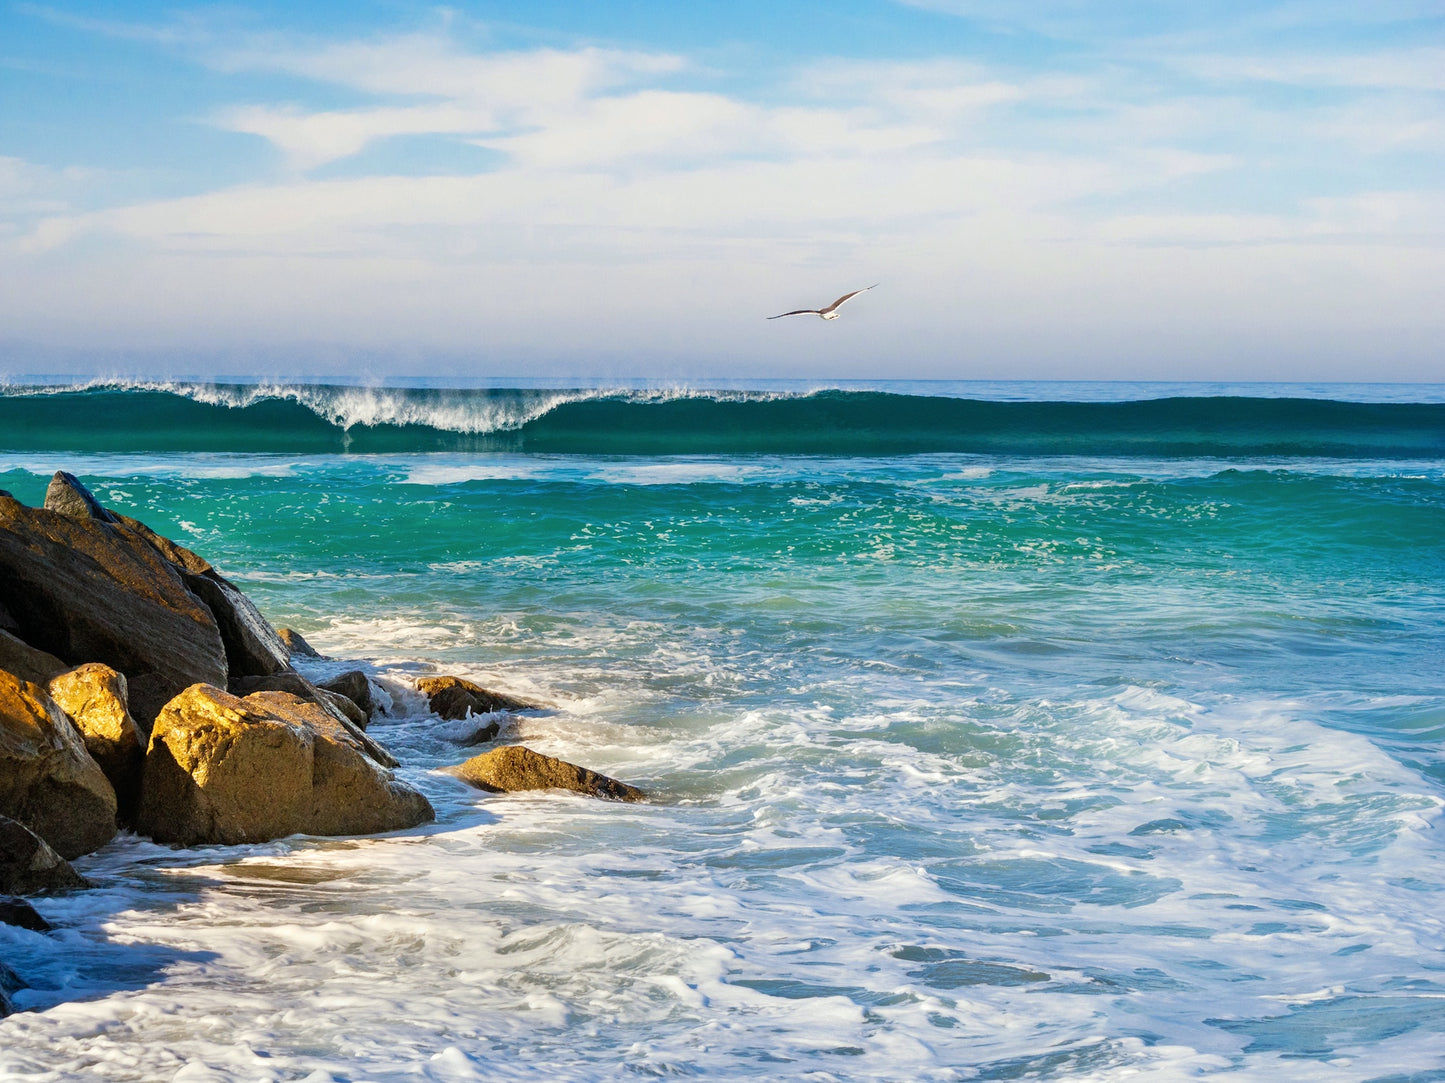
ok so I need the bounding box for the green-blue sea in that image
[2,378,1444,1081]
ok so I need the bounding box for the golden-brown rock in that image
[47,664,145,821]
[448,745,644,802]
[0,669,118,859]
[136,685,432,846]
[417,675,537,720]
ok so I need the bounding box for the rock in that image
[278,628,324,659]
[43,471,119,524]
[1,959,24,1017]
[0,671,118,859]
[0,598,19,634]
[0,897,51,933]
[319,670,374,719]
[0,630,68,686]
[0,488,228,726]
[47,664,145,822]
[136,685,432,846]
[183,574,291,679]
[105,509,291,679]
[456,718,502,746]
[448,745,645,802]
[416,676,537,721]
[229,673,393,764]
[0,815,91,895]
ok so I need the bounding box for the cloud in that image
[3,13,1442,377]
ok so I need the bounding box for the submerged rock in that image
[0,487,228,726]
[448,745,644,802]
[0,815,90,895]
[0,959,24,1017]
[0,671,118,859]
[417,675,537,721]
[136,684,432,846]
[0,896,51,933]
[0,630,68,687]
[47,664,145,822]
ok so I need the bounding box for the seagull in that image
[767,285,877,321]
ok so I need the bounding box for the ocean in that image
[1,378,1443,1081]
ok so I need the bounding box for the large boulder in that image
[0,630,67,687]
[0,487,228,726]
[0,670,118,859]
[447,745,645,802]
[46,473,291,681]
[417,675,537,721]
[136,685,432,846]
[47,664,145,821]
[0,815,90,895]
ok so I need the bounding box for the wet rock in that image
[106,509,291,679]
[417,675,537,721]
[448,745,644,802]
[47,664,145,822]
[455,718,502,746]
[0,815,90,895]
[0,487,228,726]
[0,630,68,687]
[0,897,50,933]
[319,670,374,720]
[0,671,118,859]
[0,959,24,1017]
[278,628,324,659]
[136,685,432,846]
[229,673,393,764]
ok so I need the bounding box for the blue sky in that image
[1,1,1442,381]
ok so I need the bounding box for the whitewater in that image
[2,379,1444,1080]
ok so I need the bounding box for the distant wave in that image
[0,381,1442,458]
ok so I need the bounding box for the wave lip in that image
[0,382,1442,457]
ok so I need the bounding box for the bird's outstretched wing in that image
[767,309,822,320]
[821,284,877,314]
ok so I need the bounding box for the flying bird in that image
[768,285,877,321]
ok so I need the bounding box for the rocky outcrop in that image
[0,486,228,726]
[448,745,644,802]
[0,630,67,687]
[47,664,145,821]
[319,670,375,720]
[278,628,324,659]
[136,685,432,846]
[0,815,90,895]
[0,670,117,859]
[417,675,537,721]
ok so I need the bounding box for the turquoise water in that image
[1,381,1444,1080]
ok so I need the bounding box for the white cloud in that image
[4,18,1443,377]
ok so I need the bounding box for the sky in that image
[1,1,1442,382]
